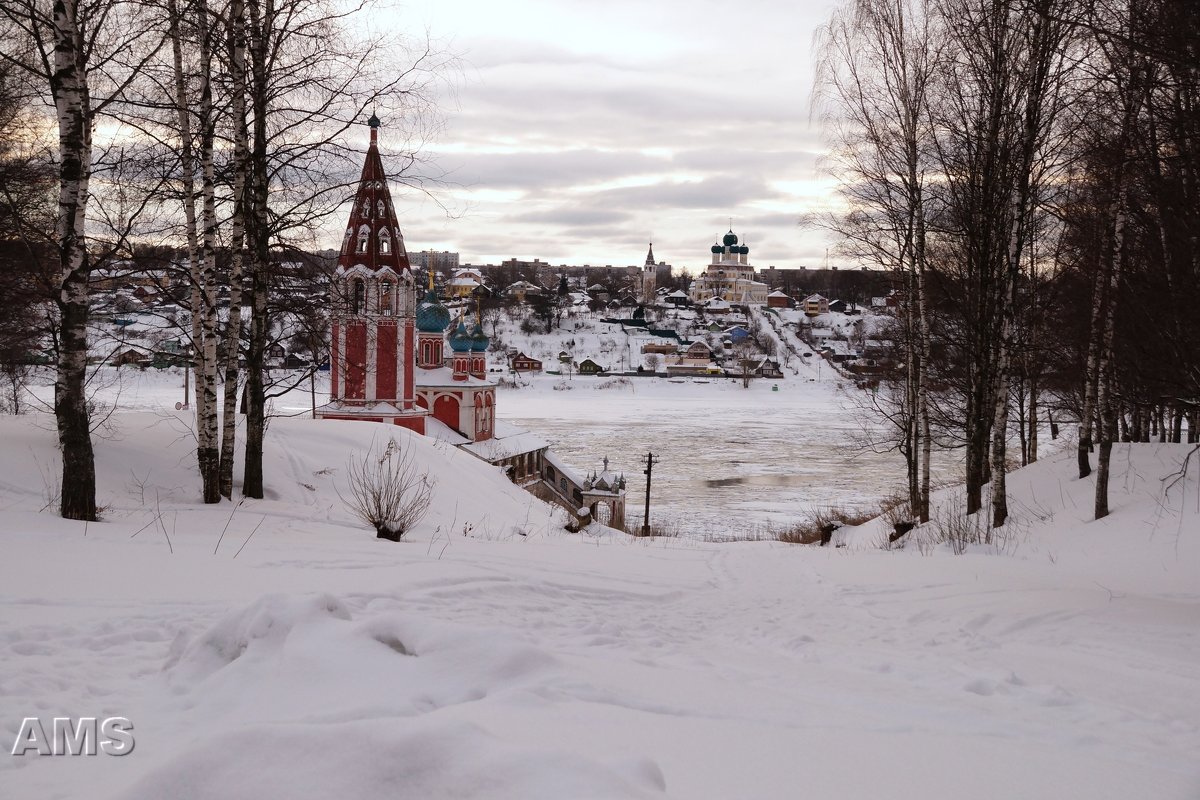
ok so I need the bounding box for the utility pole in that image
[641,451,656,536]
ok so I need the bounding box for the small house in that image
[754,358,784,378]
[577,358,607,375]
[112,348,148,367]
[447,268,484,298]
[724,325,751,343]
[505,281,542,301]
[664,289,690,307]
[802,294,830,316]
[767,290,791,309]
[510,352,543,373]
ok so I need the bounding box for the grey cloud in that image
[438,149,667,191]
[586,174,783,210]
[510,208,634,227]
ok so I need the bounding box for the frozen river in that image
[499,375,949,536]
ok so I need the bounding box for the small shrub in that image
[775,505,876,546]
[626,520,681,538]
[341,438,435,541]
[923,492,988,555]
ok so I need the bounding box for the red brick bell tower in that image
[316,114,427,432]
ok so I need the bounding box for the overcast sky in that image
[366,0,844,273]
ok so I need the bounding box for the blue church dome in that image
[469,322,489,352]
[448,318,473,352]
[416,289,450,332]
[722,230,739,247]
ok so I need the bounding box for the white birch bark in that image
[51,0,97,521]
[219,0,249,499]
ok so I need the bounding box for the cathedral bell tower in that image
[641,242,657,306]
[316,114,427,432]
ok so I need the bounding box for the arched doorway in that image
[433,394,459,431]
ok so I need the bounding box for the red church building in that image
[315,114,495,442]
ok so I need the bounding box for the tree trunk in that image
[241,0,271,499]
[52,0,97,521]
[196,0,220,502]
[168,0,220,503]
[219,0,249,499]
[916,203,932,524]
[1027,378,1039,463]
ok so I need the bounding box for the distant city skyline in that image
[351,0,845,272]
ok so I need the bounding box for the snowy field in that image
[1,402,1198,798]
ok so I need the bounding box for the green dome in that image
[448,318,473,352]
[711,244,722,254]
[739,245,750,255]
[722,230,739,247]
[368,112,380,128]
[416,289,450,332]
[469,322,489,352]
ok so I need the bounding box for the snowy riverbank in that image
[1,410,1197,799]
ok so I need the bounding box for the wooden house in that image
[510,352,543,373]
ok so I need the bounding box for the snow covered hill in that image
[1,413,1197,799]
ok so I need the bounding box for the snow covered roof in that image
[668,289,688,298]
[768,290,789,298]
[424,417,469,446]
[463,427,549,462]
[544,450,584,487]
[415,367,495,389]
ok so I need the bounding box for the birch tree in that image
[165,0,220,502]
[0,0,163,520]
[815,0,939,522]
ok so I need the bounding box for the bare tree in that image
[0,0,164,519]
[165,0,220,502]
[236,0,449,499]
[341,437,436,541]
[815,0,939,521]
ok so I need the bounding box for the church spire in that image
[338,114,409,273]
[645,242,655,266]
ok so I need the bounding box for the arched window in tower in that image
[341,227,353,253]
[377,199,385,218]
[379,281,393,315]
[356,226,369,254]
[378,228,391,254]
[361,198,371,217]
[352,279,365,315]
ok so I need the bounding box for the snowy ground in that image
[1,406,1198,798]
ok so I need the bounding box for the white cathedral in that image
[688,230,770,305]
